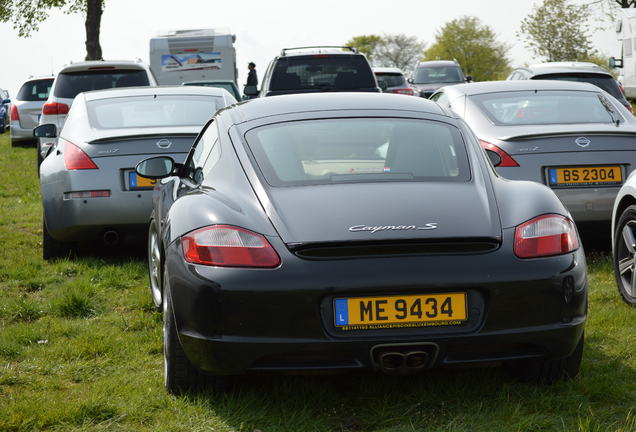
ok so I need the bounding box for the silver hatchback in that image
[37,86,236,259]
[10,76,54,146]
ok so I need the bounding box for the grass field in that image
[0,133,634,432]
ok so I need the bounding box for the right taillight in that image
[10,105,19,121]
[479,140,519,167]
[42,102,70,116]
[63,140,97,170]
[182,225,281,268]
[514,214,579,258]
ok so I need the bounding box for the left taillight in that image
[182,225,281,268]
[514,214,579,259]
[10,105,19,121]
[391,88,415,96]
[63,140,97,170]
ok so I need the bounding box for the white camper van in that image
[149,29,237,86]
[613,9,636,98]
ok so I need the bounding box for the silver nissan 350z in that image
[37,86,236,259]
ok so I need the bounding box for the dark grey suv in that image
[252,46,380,97]
[410,60,469,98]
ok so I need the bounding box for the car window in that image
[17,79,53,101]
[532,73,624,100]
[472,90,618,125]
[270,55,375,90]
[431,92,450,107]
[413,66,464,84]
[246,118,470,187]
[187,121,219,183]
[374,73,405,87]
[54,69,150,99]
[86,95,221,129]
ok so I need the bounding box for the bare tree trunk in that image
[85,0,103,60]
[616,0,636,7]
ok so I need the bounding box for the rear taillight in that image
[514,214,579,258]
[42,102,70,116]
[182,225,281,268]
[10,105,19,121]
[391,88,415,96]
[479,140,519,167]
[63,140,97,170]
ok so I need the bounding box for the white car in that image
[611,173,636,306]
[37,60,157,166]
[10,76,54,146]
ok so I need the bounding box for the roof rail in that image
[280,46,358,56]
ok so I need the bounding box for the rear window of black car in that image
[532,73,624,101]
[270,55,376,91]
[245,118,470,187]
[375,73,405,87]
[54,69,150,99]
[17,79,53,101]
[472,90,619,125]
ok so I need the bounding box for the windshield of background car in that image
[532,73,625,101]
[270,55,376,90]
[54,70,150,99]
[414,66,464,84]
[245,118,470,186]
[472,90,618,126]
[17,79,53,101]
[375,73,406,87]
[86,95,222,129]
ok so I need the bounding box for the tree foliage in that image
[0,0,104,60]
[519,0,596,62]
[346,35,381,62]
[423,16,511,81]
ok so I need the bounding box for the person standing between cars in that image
[244,62,258,99]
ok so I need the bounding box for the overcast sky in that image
[0,0,621,97]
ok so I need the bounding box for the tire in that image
[0,115,5,134]
[506,333,584,384]
[148,220,163,312]
[163,267,232,395]
[42,220,70,260]
[613,204,636,306]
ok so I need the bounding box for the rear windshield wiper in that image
[598,94,621,126]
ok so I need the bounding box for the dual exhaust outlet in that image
[372,343,438,375]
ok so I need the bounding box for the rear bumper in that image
[9,123,34,142]
[165,232,588,375]
[552,187,618,222]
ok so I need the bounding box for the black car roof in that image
[226,92,451,124]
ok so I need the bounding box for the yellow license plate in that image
[129,172,157,189]
[334,293,467,331]
[548,166,622,186]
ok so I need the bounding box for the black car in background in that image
[410,60,469,98]
[249,46,380,97]
[136,92,587,394]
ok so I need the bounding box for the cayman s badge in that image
[349,224,439,233]
[575,137,591,148]
[156,139,172,149]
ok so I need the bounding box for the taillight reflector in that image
[42,102,70,116]
[480,140,519,167]
[514,214,579,258]
[64,190,110,199]
[10,105,19,121]
[63,140,97,170]
[182,225,281,268]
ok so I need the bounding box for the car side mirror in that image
[136,156,176,179]
[377,79,388,91]
[609,56,623,69]
[2,98,10,105]
[33,124,57,138]
[465,75,473,83]
[407,77,413,84]
[243,85,259,97]
[486,150,502,167]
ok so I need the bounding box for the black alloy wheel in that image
[613,205,636,306]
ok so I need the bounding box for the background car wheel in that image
[148,220,163,312]
[613,204,636,306]
[42,221,70,260]
[505,333,584,384]
[0,116,5,134]
[163,267,231,395]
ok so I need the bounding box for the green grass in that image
[0,134,635,432]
